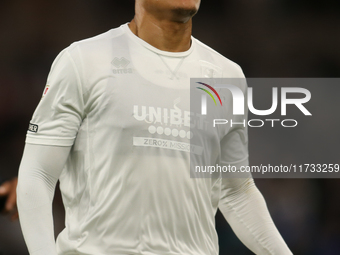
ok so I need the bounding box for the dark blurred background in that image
[0,0,340,254]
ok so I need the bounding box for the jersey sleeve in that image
[26,48,84,146]
[217,76,292,254]
[17,144,72,255]
[219,79,249,172]
[220,123,249,170]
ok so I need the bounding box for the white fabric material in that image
[17,23,291,255]
[17,144,71,255]
[219,178,292,255]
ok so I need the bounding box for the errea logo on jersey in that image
[111,57,133,74]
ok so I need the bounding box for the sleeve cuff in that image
[26,134,75,147]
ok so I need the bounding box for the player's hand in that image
[0,177,19,220]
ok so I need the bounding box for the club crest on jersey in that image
[41,85,50,99]
[111,57,133,74]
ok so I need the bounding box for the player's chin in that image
[171,6,199,23]
[170,0,200,19]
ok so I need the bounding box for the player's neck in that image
[129,16,192,53]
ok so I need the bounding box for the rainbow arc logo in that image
[196,82,222,106]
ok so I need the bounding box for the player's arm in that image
[219,177,292,254]
[17,46,84,255]
[17,144,71,255]
[217,77,292,254]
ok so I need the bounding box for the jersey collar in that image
[121,23,195,58]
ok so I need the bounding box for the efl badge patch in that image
[28,123,38,133]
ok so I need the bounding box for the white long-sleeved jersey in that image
[17,23,292,255]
